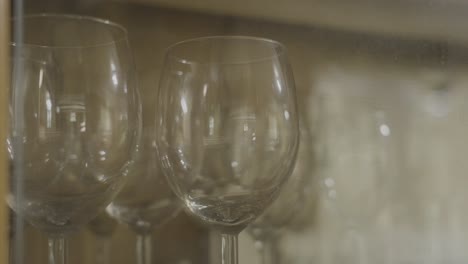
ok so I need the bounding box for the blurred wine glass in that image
[87,212,118,264]
[106,132,181,264]
[9,14,140,264]
[155,36,299,264]
[314,93,393,264]
[247,124,315,264]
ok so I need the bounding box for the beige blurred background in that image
[10,0,468,263]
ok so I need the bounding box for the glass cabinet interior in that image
[6,0,468,263]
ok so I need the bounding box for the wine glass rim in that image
[165,35,287,65]
[10,13,129,49]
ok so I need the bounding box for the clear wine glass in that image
[106,131,181,264]
[9,14,140,264]
[247,124,315,264]
[155,36,299,264]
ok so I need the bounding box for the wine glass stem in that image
[221,233,238,264]
[136,233,152,264]
[95,237,111,264]
[259,239,279,264]
[48,235,67,264]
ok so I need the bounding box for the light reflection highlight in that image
[181,97,188,114]
[379,124,391,136]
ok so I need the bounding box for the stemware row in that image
[9,14,300,264]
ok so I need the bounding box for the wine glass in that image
[106,131,181,264]
[246,124,315,264]
[9,14,140,264]
[87,211,118,264]
[314,93,393,264]
[155,36,299,264]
